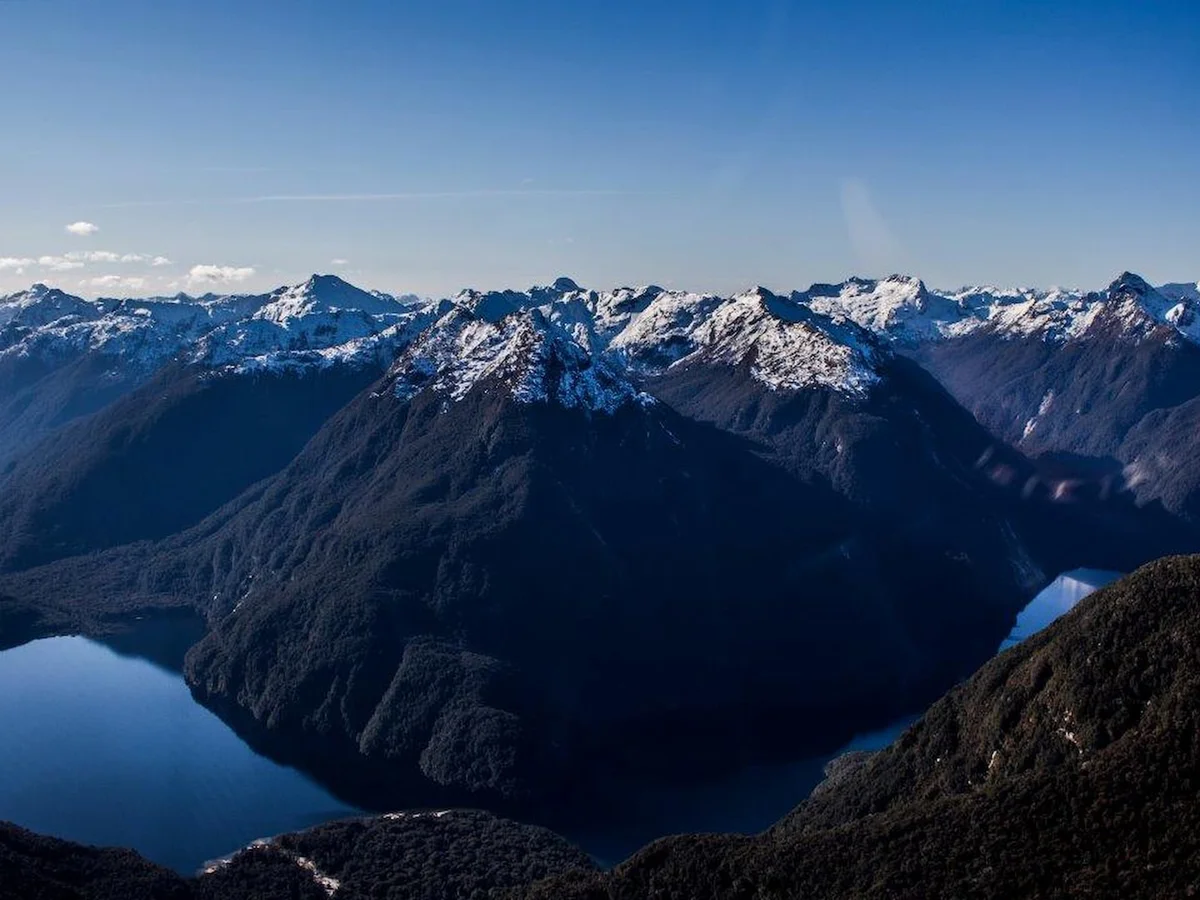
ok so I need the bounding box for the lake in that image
[0,569,1121,873]
[998,568,1122,651]
[0,620,358,874]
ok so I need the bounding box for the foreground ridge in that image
[3,556,1199,898]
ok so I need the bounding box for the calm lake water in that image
[998,568,1121,651]
[0,623,358,874]
[0,569,1121,874]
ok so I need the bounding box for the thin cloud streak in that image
[840,178,906,276]
[100,189,651,209]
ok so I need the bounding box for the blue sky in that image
[1,0,1197,297]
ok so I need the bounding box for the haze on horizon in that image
[1,0,1196,299]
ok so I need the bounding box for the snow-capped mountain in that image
[804,271,1200,523]
[797,271,1200,348]
[0,267,1191,821]
[0,283,104,332]
[625,287,882,394]
[0,274,439,475]
[0,274,431,376]
[389,306,651,413]
[386,281,884,413]
[197,275,442,373]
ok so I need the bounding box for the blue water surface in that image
[0,631,358,873]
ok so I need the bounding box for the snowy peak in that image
[453,277,585,325]
[0,284,102,331]
[9,270,1197,410]
[1107,271,1155,298]
[454,288,537,324]
[688,289,882,394]
[609,285,882,394]
[796,271,1200,348]
[799,275,968,344]
[195,276,431,372]
[390,306,647,413]
[255,274,405,323]
[1090,272,1200,342]
[1,275,430,376]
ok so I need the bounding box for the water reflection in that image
[0,625,358,874]
[999,568,1122,651]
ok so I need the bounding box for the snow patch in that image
[796,272,1200,348]
[202,836,341,896]
[613,287,882,394]
[390,306,649,413]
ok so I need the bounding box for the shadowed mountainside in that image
[4,556,1200,898]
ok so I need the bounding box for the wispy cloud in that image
[8,250,174,272]
[66,250,120,263]
[330,258,349,266]
[65,221,99,236]
[101,189,643,209]
[187,264,256,286]
[840,179,906,275]
[65,251,173,265]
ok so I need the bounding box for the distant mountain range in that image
[0,270,1195,816]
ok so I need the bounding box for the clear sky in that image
[2,0,1197,298]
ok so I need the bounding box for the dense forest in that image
[5,555,1200,898]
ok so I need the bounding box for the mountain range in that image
[0,270,1195,817]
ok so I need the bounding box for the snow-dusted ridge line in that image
[4,270,1196,413]
[610,286,882,395]
[387,280,886,408]
[389,305,655,413]
[0,275,429,376]
[799,271,1200,346]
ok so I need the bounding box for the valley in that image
[0,270,1196,898]
[0,568,1109,875]
[5,2,1195,894]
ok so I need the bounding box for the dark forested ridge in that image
[177,371,1019,813]
[0,363,379,572]
[0,810,597,900]
[518,554,1200,899]
[0,351,1192,818]
[5,555,1200,899]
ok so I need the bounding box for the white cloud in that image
[187,264,256,286]
[38,255,85,271]
[0,257,36,271]
[330,258,349,266]
[60,250,172,266]
[86,274,147,291]
[65,221,99,236]
[66,250,121,263]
